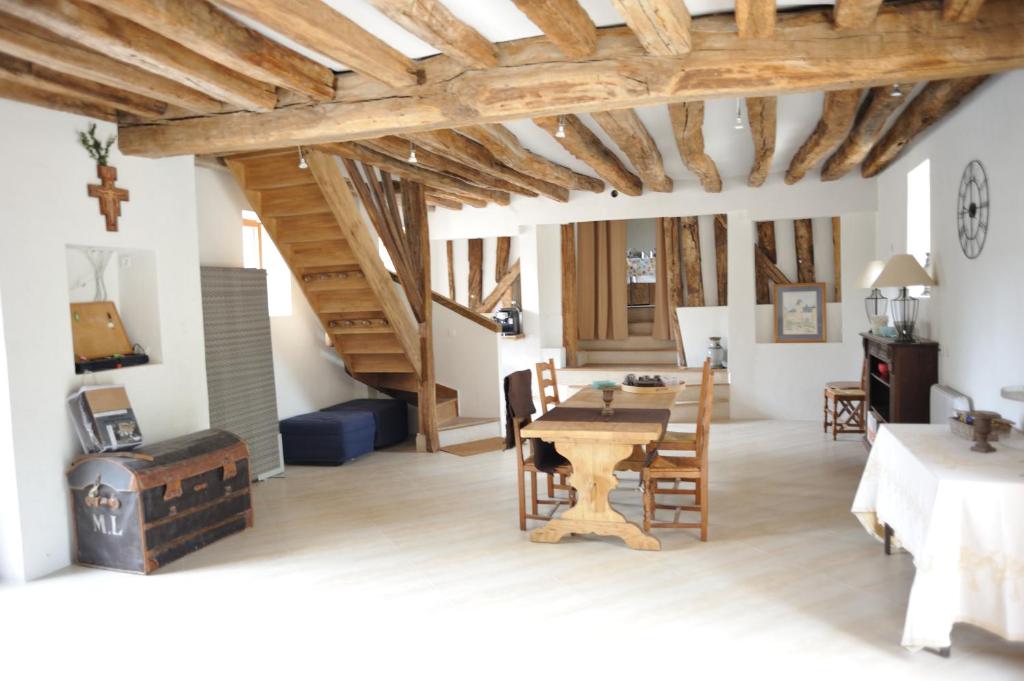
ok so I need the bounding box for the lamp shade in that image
[872,254,935,288]
[856,260,887,289]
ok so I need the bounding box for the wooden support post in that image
[794,218,816,283]
[467,238,483,308]
[495,236,511,281]
[561,223,578,367]
[832,217,842,302]
[714,214,728,306]
[404,182,438,452]
[446,239,456,300]
[478,259,521,313]
[755,221,776,304]
[680,216,704,307]
[665,218,684,308]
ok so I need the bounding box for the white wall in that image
[195,167,368,419]
[0,101,210,580]
[432,302,501,419]
[0,286,25,582]
[875,72,1024,425]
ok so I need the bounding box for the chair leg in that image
[823,391,829,433]
[529,471,539,516]
[832,400,839,441]
[699,476,709,542]
[517,469,527,531]
[642,474,652,533]
[546,473,555,499]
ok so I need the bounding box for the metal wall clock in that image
[957,160,989,259]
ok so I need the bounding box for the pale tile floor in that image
[2,421,1022,679]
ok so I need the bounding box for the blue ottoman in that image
[279,410,375,465]
[321,399,409,448]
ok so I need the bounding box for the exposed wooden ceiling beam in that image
[735,0,775,38]
[0,79,116,121]
[668,101,721,192]
[745,96,776,187]
[0,12,224,114]
[459,124,605,193]
[363,135,538,198]
[404,129,570,202]
[321,142,511,206]
[0,52,166,118]
[862,76,988,178]
[82,0,334,101]
[511,0,597,58]
[591,109,673,192]
[833,0,884,29]
[610,0,691,56]
[0,0,277,111]
[944,0,987,22]
[117,0,1024,157]
[785,89,863,184]
[367,0,497,69]
[534,114,642,196]
[212,0,417,88]
[429,187,486,209]
[425,192,462,211]
[821,85,908,181]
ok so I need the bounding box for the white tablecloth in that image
[851,424,1024,650]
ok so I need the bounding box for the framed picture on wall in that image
[773,282,827,343]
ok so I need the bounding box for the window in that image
[241,210,292,317]
[906,159,931,296]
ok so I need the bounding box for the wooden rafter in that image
[745,96,776,187]
[591,109,673,193]
[367,0,496,69]
[0,53,166,118]
[668,101,722,193]
[212,0,417,88]
[495,237,511,282]
[794,219,815,283]
[0,0,277,112]
[785,89,863,184]
[0,12,223,114]
[681,216,704,307]
[944,0,987,23]
[426,193,461,210]
[832,217,842,303]
[444,241,456,300]
[833,0,884,29]
[405,129,569,202]
[735,0,775,38]
[478,259,521,313]
[534,115,642,196]
[754,220,776,305]
[862,76,988,178]
[80,0,334,101]
[561,224,578,368]
[460,124,604,193]
[467,238,483,309]
[363,136,538,199]
[822,85,908,181]
[713,214,727,306]
[322,142,511,206]
[756,244,792,289]
[610,0,691,56]
[511,0,596,58]
[0,79,115,121]
[118,0,1024,157]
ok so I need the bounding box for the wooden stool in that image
[823,381,866,440]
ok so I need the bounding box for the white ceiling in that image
[224,1,875,187]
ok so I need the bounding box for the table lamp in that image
[872,254,935,342]
[857,259,888,332]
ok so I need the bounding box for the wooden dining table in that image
[521,386,678,550]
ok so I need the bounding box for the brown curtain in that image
[653,217,682,341]
[576,221,628,340]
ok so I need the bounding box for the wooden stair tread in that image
[347,353,414,374]
[438,416,498,431]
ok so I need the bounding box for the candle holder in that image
[601,388,615,417]
[969,410,1001,453]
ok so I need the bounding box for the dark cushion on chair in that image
[279,410,375,465]
[320,399,409,448]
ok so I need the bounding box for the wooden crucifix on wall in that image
[87,165,129,232]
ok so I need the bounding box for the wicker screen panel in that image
[200,267,283,480]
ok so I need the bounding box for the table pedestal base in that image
[529,440,661,551]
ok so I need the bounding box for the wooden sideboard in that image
[861,333,939,434]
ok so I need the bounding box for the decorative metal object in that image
[601,388,615,417]
[957,160,989,259]
[706,337,725,369]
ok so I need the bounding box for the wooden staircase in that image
[224,148,478,448]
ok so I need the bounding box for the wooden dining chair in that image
[535,358,560,414]
[823,359,868,440]
[642,358,715,541]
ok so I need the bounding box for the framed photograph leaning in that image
[773,282,827,343]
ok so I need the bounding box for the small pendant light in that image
[890,84,903,98]
[407,141,417,164]
[555,115,567,139]
[733,100,744,130]
[297,147,308,170]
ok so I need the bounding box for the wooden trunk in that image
[66,429,253,574]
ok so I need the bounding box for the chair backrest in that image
[695,358,715,462]
[536,359,560,414]
[506,369,535,467]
